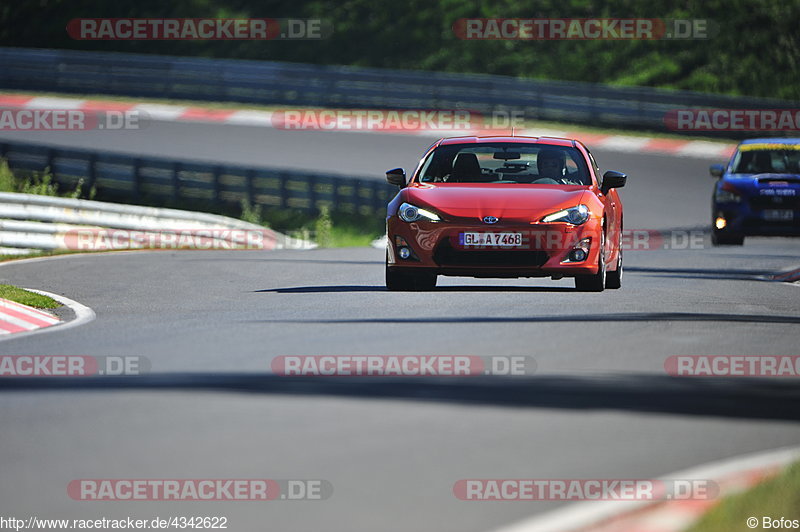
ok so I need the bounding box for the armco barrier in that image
[1,47,798,136]
[0,141,397,217]
[0,192,315,252]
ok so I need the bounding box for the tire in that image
[711,231,744,246]
[575,231,606,292]
[386,264,437,291]
[605,243,622,290]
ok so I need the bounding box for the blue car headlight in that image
[541,204,590,225]
[714,189,742,203]
[398,202,441,223]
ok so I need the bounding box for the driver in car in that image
[533,149,587,185]
[537,149,568,182]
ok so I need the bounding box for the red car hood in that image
[405,184,589,222]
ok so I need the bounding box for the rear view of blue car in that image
[710,138,800,245]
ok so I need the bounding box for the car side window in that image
[587,150,601,183]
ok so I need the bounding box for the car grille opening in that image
[433,239,549,267]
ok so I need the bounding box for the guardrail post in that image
[212,165,221,204]
[245,169,255,207]
[333,179,343,212]
[355,180,367,215]
[308,175,318,212]
[85,153,97,192]
[280,173,290,209]
[132,158,141,202]
[172,162,181,204]
[372,181,383,215]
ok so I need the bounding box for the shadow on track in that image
[184,257,384,266]
[257,285,577,293]
[718,253,800,261]
[257,285,385,293]
[247,312,800,325]
[0,373,797,422]
[624,266,774,281]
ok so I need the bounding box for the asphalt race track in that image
[0,121,798,532]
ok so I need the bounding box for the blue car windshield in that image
[418,143,591,185]
[731,145,800,174]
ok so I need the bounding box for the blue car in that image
[710,138,800,245]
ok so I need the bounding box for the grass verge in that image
[0,284,60,308]
[0,158,95,199]
[686,461,800,532]
[262,206,384,248]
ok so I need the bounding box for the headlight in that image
[541,204,590,225]
[398,202,441,222]
[715,189,742,203]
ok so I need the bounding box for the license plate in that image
[459,232,523,247]
[763,209,794,221]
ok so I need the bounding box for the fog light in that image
[569,249,588,262]
[564,237,591,263]
[715,217,727,230]
[398,247,412,260]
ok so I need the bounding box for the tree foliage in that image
[2,0,797,99]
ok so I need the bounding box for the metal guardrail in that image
[1,47,797,136]
[0,141,396,218]
[0,192,314,253]
[0,191,268,230]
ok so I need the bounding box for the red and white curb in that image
[488,446,800,532]
[0,95,736,160]
[772,266,800,284]
[0,297,59,334]
[0,255,96,340]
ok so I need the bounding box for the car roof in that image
[437,136,576,147]
[740,138,800,145]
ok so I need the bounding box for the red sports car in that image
[385,136,626,291]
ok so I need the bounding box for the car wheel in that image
[711,231,744,246]
[575,231,606,292]
[605,242,622,290]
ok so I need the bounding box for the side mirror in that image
[386,168,406,187]
[601,170,626,193]
[709,164,724,178]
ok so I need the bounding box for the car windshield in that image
[418,143,592,185]
[731,144,800,174]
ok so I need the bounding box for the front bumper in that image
[713,200,800,237]
[387,218,604,278]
